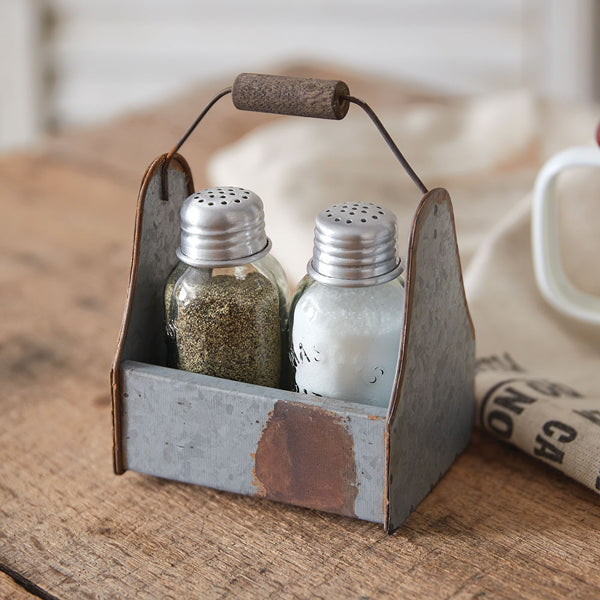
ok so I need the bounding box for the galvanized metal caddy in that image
[111,74,475,533]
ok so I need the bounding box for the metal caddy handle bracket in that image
[111,73,475,533]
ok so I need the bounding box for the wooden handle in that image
[232,73,350,120]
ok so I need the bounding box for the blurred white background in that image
[0,0,598,152]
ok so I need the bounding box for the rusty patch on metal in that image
[250,451,265,496]
[253,401,358,517]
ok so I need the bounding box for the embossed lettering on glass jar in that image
[289,202,405,407]
[165,187,289,388]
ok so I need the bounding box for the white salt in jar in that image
[289,202,405,408]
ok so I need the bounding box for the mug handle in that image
[532,146,600,325]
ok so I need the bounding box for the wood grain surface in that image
[232,73,349,119]
[1,65,599,600]
[0,572,38,600]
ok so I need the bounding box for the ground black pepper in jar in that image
[164,187,289,388]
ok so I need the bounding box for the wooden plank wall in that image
[2,0,599,151]
[0,0,45,150]
[47,0,527,127]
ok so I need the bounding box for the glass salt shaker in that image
[165,187,289,388]
[289,202,405,407]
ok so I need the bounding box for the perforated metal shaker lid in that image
[308,202,403,287]
[176,187,271,267]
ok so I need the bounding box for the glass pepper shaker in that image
[165,187,289,388]
[289,202,405,407]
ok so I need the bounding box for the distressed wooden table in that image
[1,66,599,600]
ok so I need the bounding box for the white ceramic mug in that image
[532,144,600,325]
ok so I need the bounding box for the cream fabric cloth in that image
[208,90,600,495]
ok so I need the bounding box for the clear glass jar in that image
[164,187,289,388]
[165,254,289,387]
[289,201,405,408]
[289,273,405,407]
